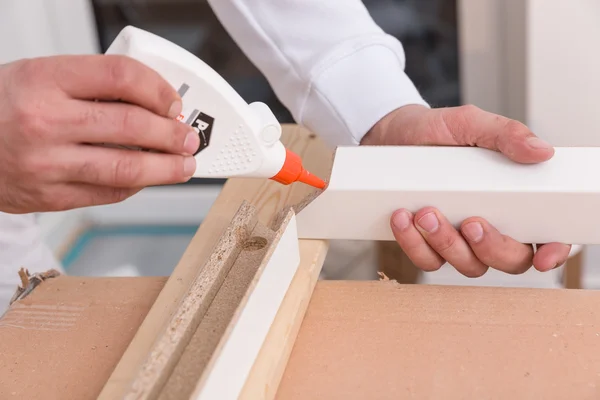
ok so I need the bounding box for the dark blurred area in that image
[91,0,460,183]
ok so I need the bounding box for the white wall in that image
[527,0,600,146]
[457,0,526,122]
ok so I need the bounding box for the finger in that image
[533,243,572,272]
[53,54,182,119]
[439,105,555,164]
[390,209,445,271]
[460,217,534,274]
[413,207,488,277]
[62,100,199,155]
[43,184,141,212]
[62,145,196,187]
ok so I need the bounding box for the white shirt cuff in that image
[297,34,430,147]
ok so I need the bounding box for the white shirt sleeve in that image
[206,0,430,147]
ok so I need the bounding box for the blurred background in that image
[90,0,462,121]
[0,0,598,289]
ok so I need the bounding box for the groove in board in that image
[99,125,334,400]
[125,202,259,399]
[158,222,276,400]
[191,210,300,399]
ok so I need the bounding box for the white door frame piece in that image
[296,146,600,245]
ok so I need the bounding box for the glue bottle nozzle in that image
[270,149,327,190]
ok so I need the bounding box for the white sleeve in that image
[206,0,430,147]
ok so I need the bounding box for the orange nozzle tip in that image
[298,169,327,190]
[271,149,327,190]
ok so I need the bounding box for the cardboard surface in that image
[0,275,165,400]
[277,281,600,399]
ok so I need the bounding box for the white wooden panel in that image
[193,214,301,400]
[297,146,600,244]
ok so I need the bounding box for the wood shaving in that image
[9,267,61,305]
[377,271,390,281]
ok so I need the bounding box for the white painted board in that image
[296,146,600,244]
[193,214,301,400]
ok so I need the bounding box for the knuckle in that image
[504,119,529,138]
[172,121,190,151]
[55,197,75,211]
[40,188,69,211]
[20,152,48,178]
[76,104,105,127]
[435,234,459,254]
[117,107,143,141]
[106,56,137,92]
[459,104,480,115]
[442,107,474,138]
[13,58,45,83]
[111,156,141,185]
[3,187,24,213]
[110,188,132,203]
[157,80,176,108]
[169,156,185,181]
[37,188,53,209]
[77,159,101,184]
[12,101,33,128]
[21,112,49,142]
[12,99,54,143]
[90,187,130,207]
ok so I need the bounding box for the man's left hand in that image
[361,104,571,277]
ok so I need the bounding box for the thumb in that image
[439,105,554,164]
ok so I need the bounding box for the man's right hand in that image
[0,55,199,213]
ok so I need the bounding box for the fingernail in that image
[184,156,196,177]
[417,212,439,233]
[462,222,484,243]
[392,211,411,231]
[184,130,200,155]
[527,137,552,150]
[168,100,183,119]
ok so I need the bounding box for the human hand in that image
[361,104,571,277]
[0,55,199,213]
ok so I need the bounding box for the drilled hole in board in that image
[243,236,268,251]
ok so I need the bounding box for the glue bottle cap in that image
[270,149,326,189]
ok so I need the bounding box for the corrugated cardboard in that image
[0,275,165,400]
[277,280,600,399]
[3,275,600,399]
